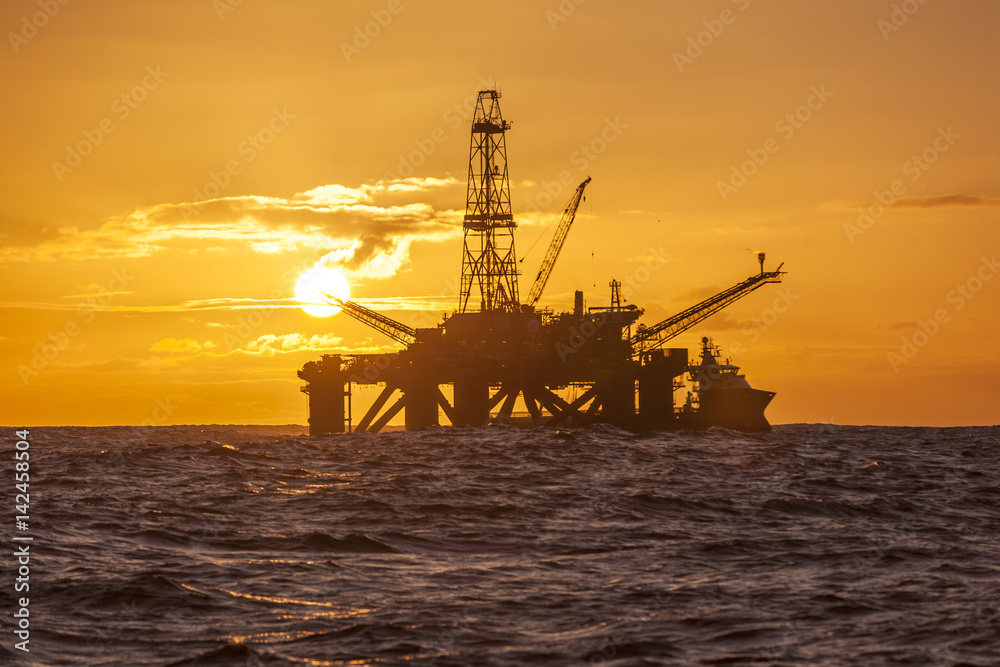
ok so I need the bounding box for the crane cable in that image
[590,182,596,287]
[519,215,556,264]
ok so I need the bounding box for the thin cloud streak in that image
[819,193,1000,211]
[1,295,461,314]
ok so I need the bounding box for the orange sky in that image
[2,0,998,427]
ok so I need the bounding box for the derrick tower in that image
[459,89,520,312]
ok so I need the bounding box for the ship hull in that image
[679,387,776,432]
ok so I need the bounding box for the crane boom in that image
[322,294,416,346]
[525,176,592,306]
[632,264,785,353]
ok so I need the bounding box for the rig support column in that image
[298,355,349,436]
[453,376,490,426]
[638,349,687,431]
[404,379,440,430]
[599,369,637,429]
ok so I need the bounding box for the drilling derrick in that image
[459,89,519,313]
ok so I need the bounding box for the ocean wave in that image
[18,424,1000,665]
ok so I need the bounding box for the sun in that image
[295,267,351,317]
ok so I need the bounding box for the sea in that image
[3,424,1000,666]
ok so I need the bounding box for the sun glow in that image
[295,267,351,317]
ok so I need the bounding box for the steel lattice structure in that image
[631,266,785,353]
[321,294,415,345]
[525,177,591,307]
[459,89,520,313]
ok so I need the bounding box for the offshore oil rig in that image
[299,89,785,435]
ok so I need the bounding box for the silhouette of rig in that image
[299,89,785,435]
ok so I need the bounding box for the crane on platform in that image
[321,294,415,345]
[632,254,785,354]
[524,177,592,307]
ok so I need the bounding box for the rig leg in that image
[454,377,490,426]
[404,379,439,430]
[435,387,457,425]
[370,394,406,433]
[638,350,683,431]
[298,355,349,436]
[586,397,603,417]
[598,373,636,429]
[536,387,587,427]
[355,384,397,433]
[568,386,598,413]
[522,387,542,427]
[496,385,520,424]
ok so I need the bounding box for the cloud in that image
[700,312,741,332]
[148,332,396,358]
[670,284,724,304]
[235,333,399,357]
[0,297,300,313]
[0,295,460,315]
[350,296,458,313]
[617,209,657,215]
[146,333,365,358]
[151,337,214,353]
[699,226,777,236]
[1,177,465,281]
[889,194,1000,209]
[819,193,1000,211]
[241,333,346,356]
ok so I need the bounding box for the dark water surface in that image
[3,424,1000,666]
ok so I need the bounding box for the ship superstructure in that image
[679,337,776,432]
